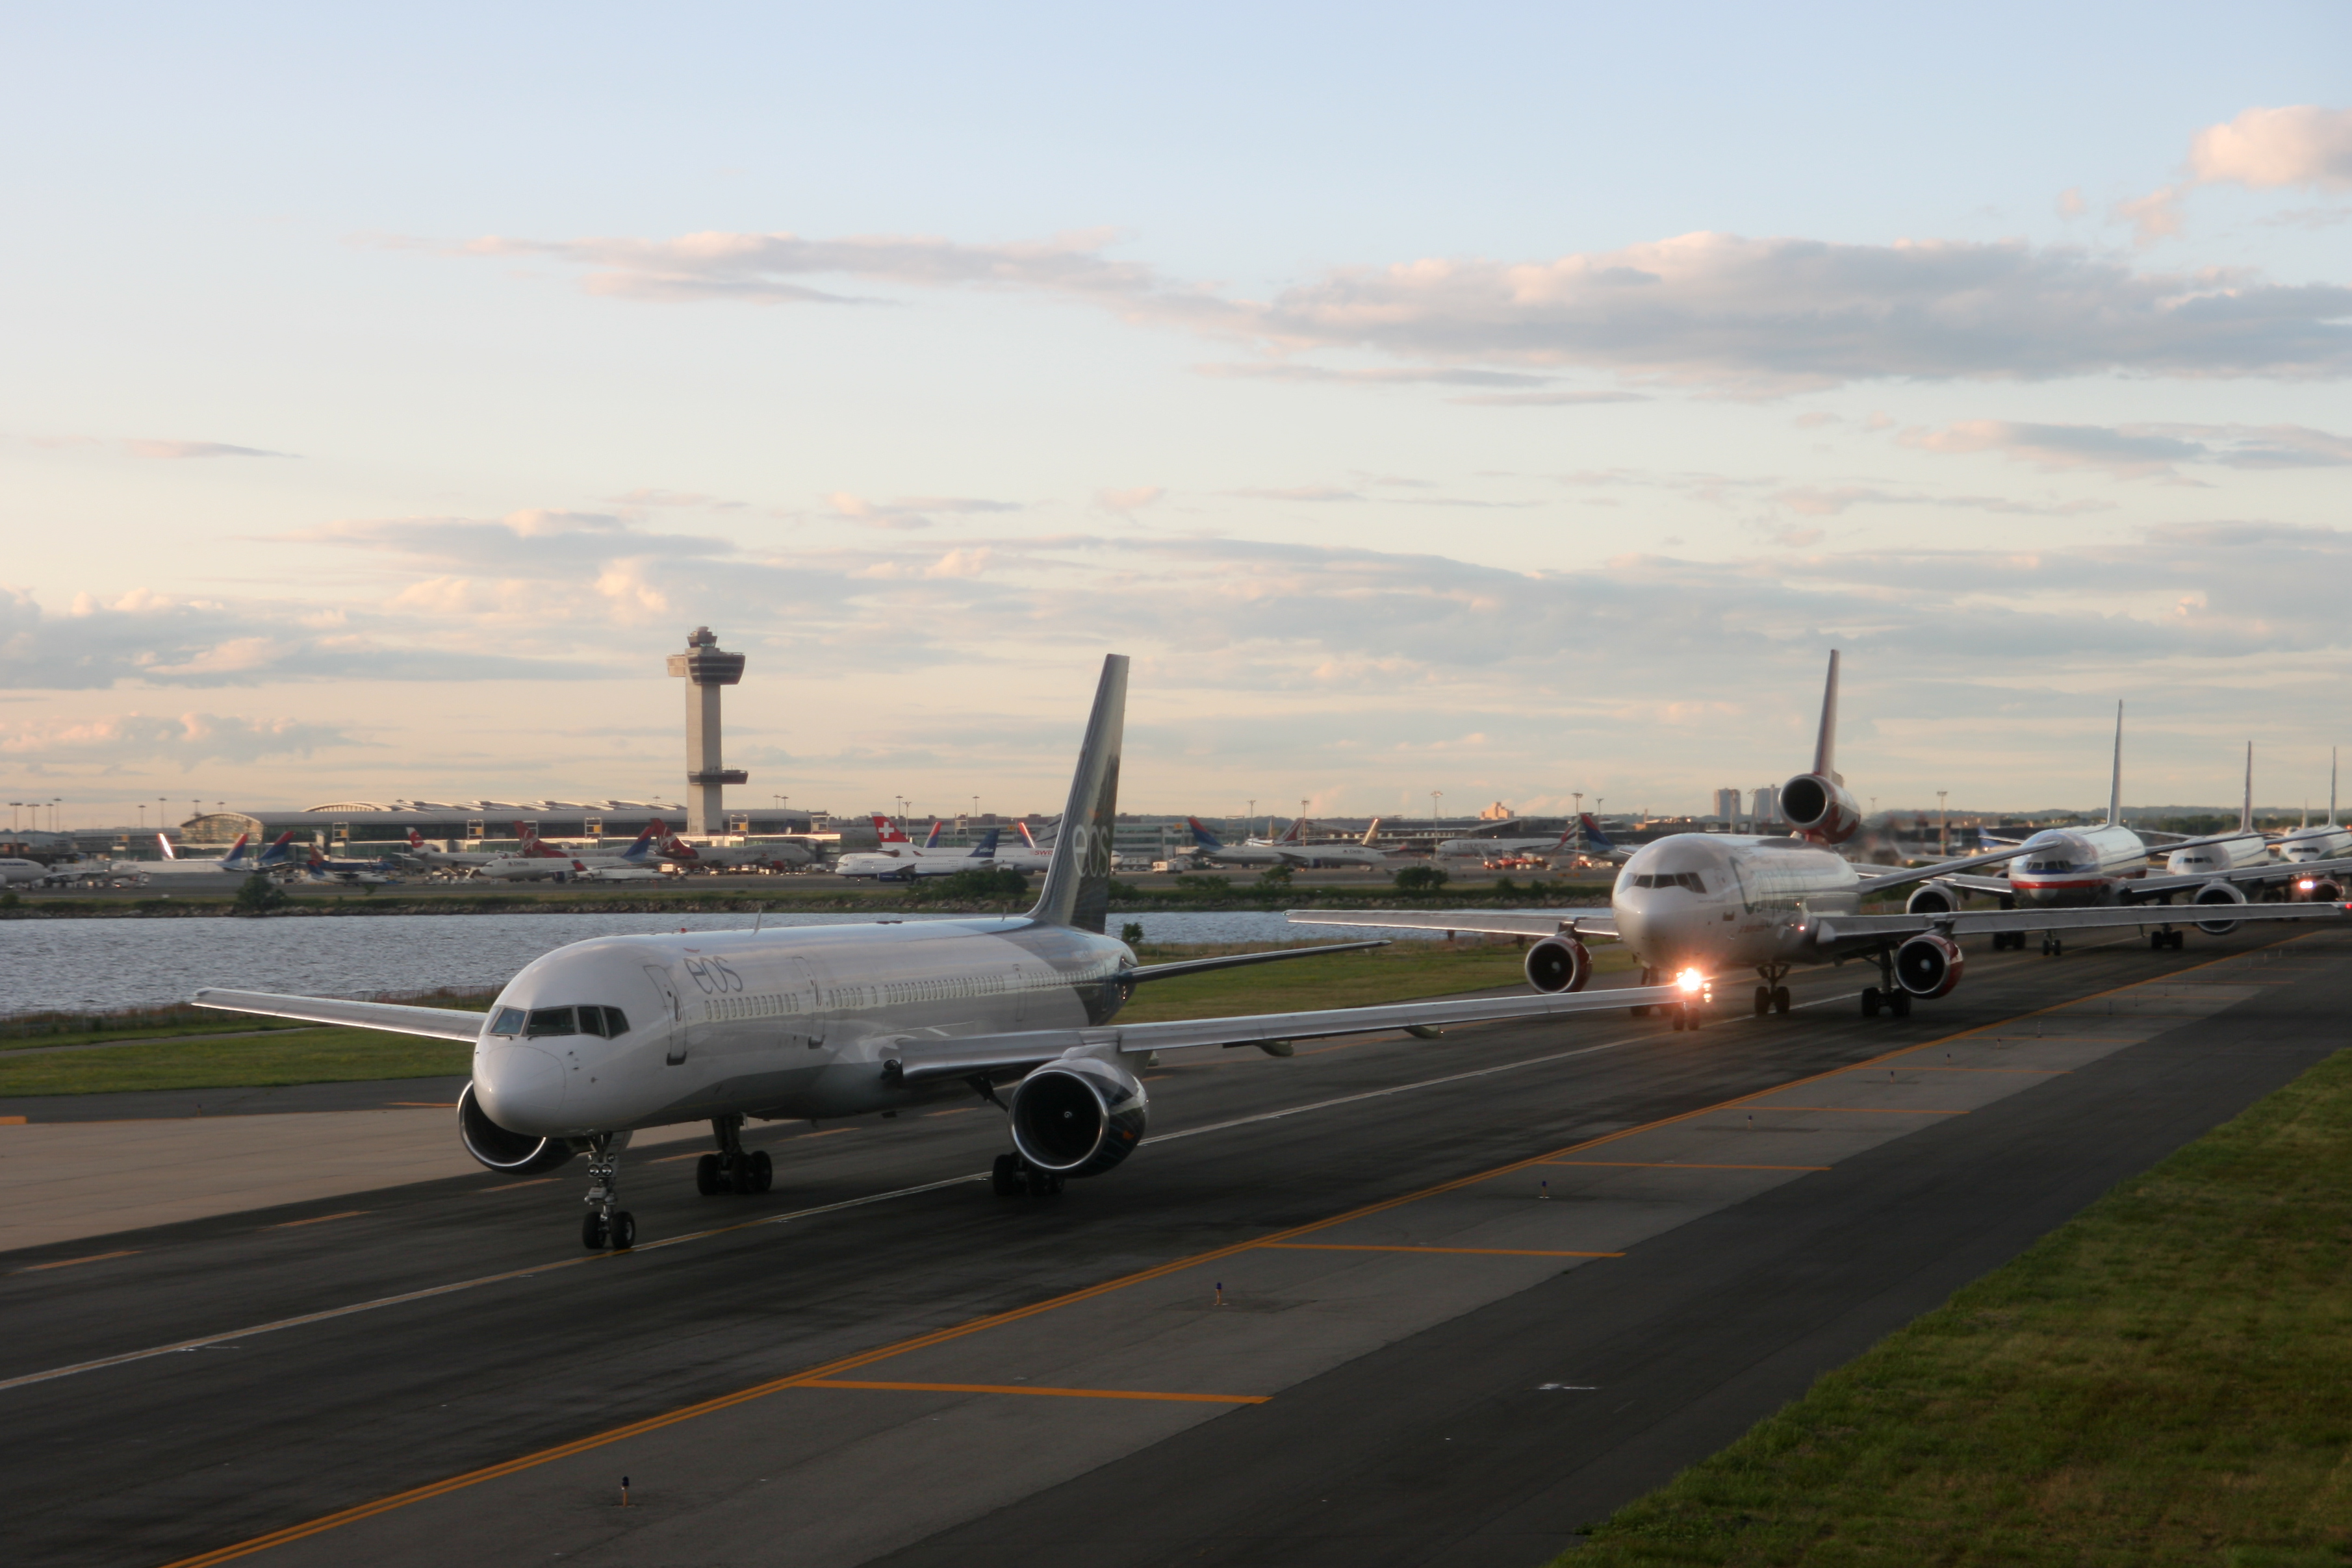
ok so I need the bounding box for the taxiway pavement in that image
[4,927,2344,1568]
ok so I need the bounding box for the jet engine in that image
[1524,936,1592,993]
[457,1081,578,1174]
[1779,772,1862,844]
[2193,879,2247,935]
[1893,932,1965,998]
[2295,875,2344,903]
[1008,1056,1149,1178]
[1906,883,1957,917]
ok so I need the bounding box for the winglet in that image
[1812,650,1842,784]
[2108,701,2125,828]
[1029,654,1128,933]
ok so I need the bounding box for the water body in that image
[0,911,1466,1015]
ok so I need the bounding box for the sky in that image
[5,3,2351,826]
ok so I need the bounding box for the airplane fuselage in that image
[2164,833,2271,878]
[2002,825,2151,907]
[2277,825,2352,863]
[472,918,1134,1139]
[1609,833,1863,975]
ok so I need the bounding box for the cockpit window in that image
[526,1006,576,1037]
[489,1007,525,1037]
[1628,872,1706,891]
[571,1006,630,1038]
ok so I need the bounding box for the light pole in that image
[1247,800,1255,839]
[1430,790,1442,830]
[1937,790,1949,857]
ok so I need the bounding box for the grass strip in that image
[1563,1047,2352,1567]
[1117,939,1628,1024]
[0,1028,470,1096]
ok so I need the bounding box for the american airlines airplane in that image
[1296,653,2351,1020]
[194,655,1688,1250]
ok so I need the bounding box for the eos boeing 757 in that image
[1296,653,2351,1019]
[193,656,1686,1250]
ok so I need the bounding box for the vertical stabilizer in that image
[1029,655,1129,933]
[2241,743,2253,834]
[1811,650,1842,783]
[2333,748,2340,828]
[2107,702,2125,828]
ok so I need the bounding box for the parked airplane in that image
[657,831,813,873]
[300,846,394,889]
[472,854,594,883]
[194,654,1692,1250]
[1185,818,1301,868]
[518,821,661,865]
[135,832,264,877]
[1295,652,2352,1022]
[1258,820,1415,870]
[984,821,1055,874]
[834,829,1005,881]
[404,829,505,870]
[0,855,55,886]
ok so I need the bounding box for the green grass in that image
[1563,1048,2352,1568]
[0,1028,472,1096]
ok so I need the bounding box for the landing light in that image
[1676,968,1706,994]
[2299,879,2317,891]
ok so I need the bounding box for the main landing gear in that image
[1750,965,1793,1018]
[1860,947,1911,1020]
[580,1133,635,1250]
[991,1153,1064,1197]
[1991,931,2028,951]
[695,1113,774,1196]
[2149,928,2185,950]
[2039,935,2065,957]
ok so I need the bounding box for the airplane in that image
[656,829,813,873]
[403,829,506,870]
[834,829,1007,881]
[300,845,394,889]
[984,821,1055,875]
[1184,818,1298,868]
[1436,822,1574,859]
[1918,721,2352,944]
[194,653,1695,1251]
[472,854,594,883]
[2275,750,2352,869]
[132,832,262,878]
[517,820,662,865]
[1255,820,1416,870]
[1292,651,2352,1022]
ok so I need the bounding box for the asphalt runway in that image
[5,926,2346,1568]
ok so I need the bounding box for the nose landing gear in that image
[581,1133,635,1250]
[694,1113,774,1195]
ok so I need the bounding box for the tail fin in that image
[1019,821,1038,850]
[407,828,425,848]
[969,828,1001,859]
[258,831,296,865]
[871,814,912,844]
[2241,742,2253,834]
[2107,702,2125,828]
[157,833,177,861]
[1812,650,1843,784]
[1361,817,1382,848]
[923,820,943,848]
[1029,654,1128,933]
[621,822,660,861]
[1579,813,1617,854]
[1186,816,1225,851]
[220,832,251,865]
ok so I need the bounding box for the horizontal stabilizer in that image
[192,988,487,1042]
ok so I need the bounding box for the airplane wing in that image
[1125,939,1390,983]
[881,977,1684,1084]
[1287,908,1618,940]
[191,988,487,1041]
[2125,854,2352,899]
[1808,900,2349,950]
[1850,842,2026,897]
[1932,874,2019,896]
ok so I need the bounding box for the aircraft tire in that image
[696,1154,722,1195]
[991,1154,1025,1196]
[582,1212,609,1250]
[1772,986,1791,1015]
[610,1211,636,1249]
[1890,991,1912,1018]
[1861,986,1882,1018]
[1753,985,1771,1017]
[1023,1165,1065,1196]
[750,1150,773,1191]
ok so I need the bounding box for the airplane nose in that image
[474,1043,567,1133]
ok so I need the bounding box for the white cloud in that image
[0,712,366,770]
[1093,485,1165,516]
[1900,419,2352,480]
[826,492,1022,529]
[2121,105,2352,241]
[124,439,295,461]
[446,224,2352,394]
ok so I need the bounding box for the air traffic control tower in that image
[667,626,747,834]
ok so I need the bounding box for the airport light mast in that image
[667,626,748,836]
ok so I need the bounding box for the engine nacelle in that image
[456,1081,577,1174]
[1008,1056,1149,1178]
[1906,883,1957,917]
[2193,879,2246,934]
[1779,772,1861,844]
[2300,878,2344,904]
[1524,936,1592,993]
[1893,933,1965,998]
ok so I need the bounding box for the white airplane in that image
[1257,820,1416,870]
[515,819,663,866]
[2275,750,2352,868]
[298,845,395,889]
[1921,718,2352,945]
[133,832,266,878]
[194,654,1690,1251]
[1183,818,1299,868]
[0,855,52,886]
[403,829,505,870]
[982,821,1055,875]
[1294,651,2352,1021]
[836,826,1010,881]
[656,830,813,872]
[472,854,594,883]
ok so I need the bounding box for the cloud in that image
[826,492,1022,530]
[1192,363,1555,388]
[124,439,295,461]
[2122,105,2352,241]
[1900,419,2352,479]
[444,225,2352,394]
[1767,485,2112,518]
[0,713,366,770]
[1445,390,1650,407]
[1093,485,1165,515]
[1225,486,1363,503]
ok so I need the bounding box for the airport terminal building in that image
[181,800,815,850]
